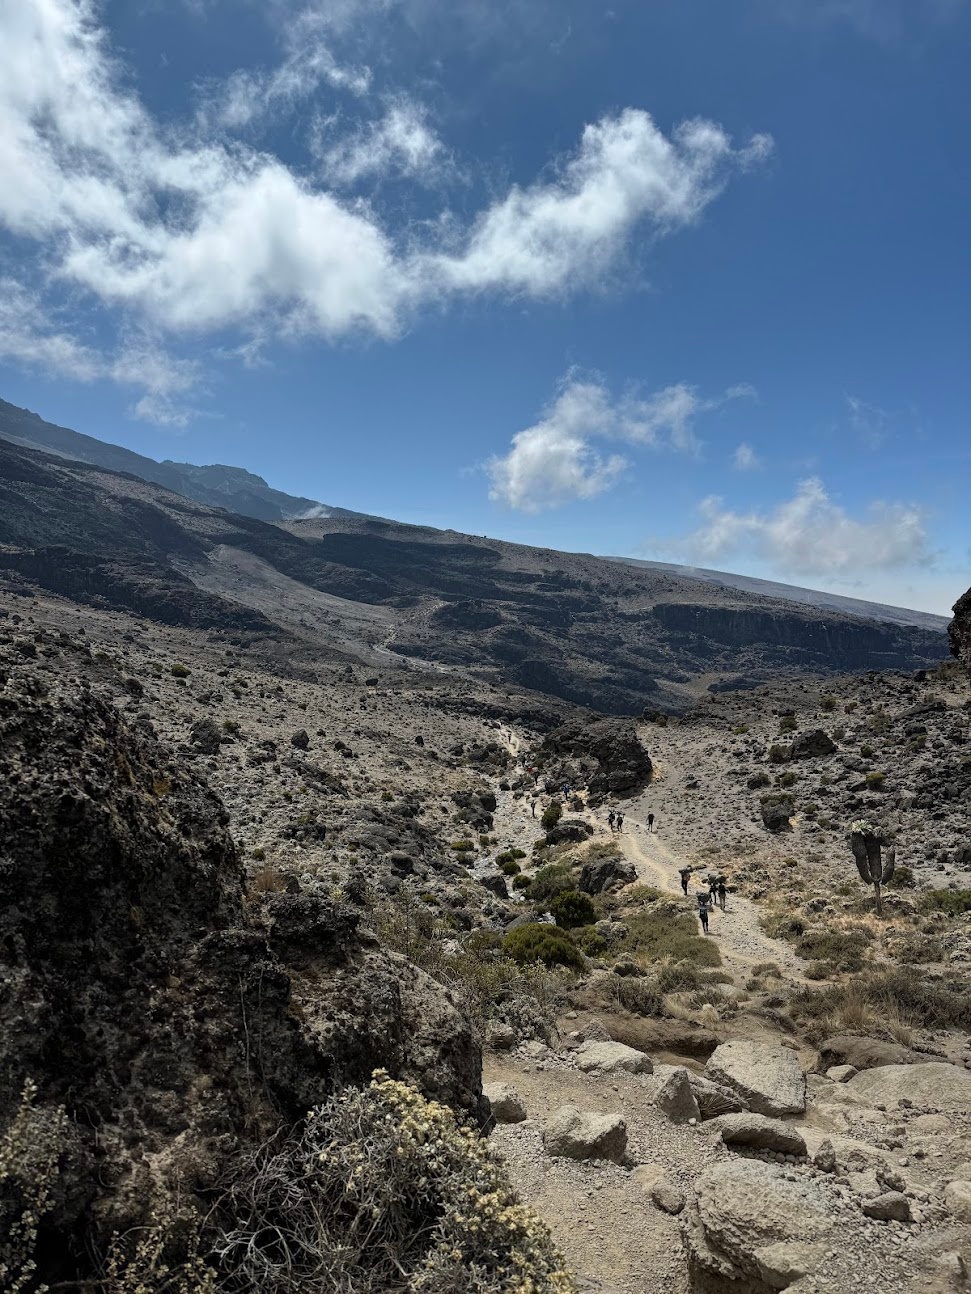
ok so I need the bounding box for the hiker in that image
[717,877,727,911]
[708,873,718,901]
[647,812,655,832]
[679,866,691,896]
[616,812,624,833]
[697,891,711,934]
[607,810,615,832]
[530,798,537,818]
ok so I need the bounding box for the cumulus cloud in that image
[486,379,630,512]
[316,98,447,186]
[669,477,932,576]
[433,112,773,297]
[733,441,760,470]
[486,375,752,511]
[0,0,771,409]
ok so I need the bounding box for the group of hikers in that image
[606,809,625,833]
[678,867,730,933]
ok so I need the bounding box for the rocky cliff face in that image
[949,585,971,673]
[0,646,480,1282]
[651,602,944,672]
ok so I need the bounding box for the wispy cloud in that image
[487,374,754,511]
[315,98,448,186]
[733,441,760,470]
[665,477,932,576]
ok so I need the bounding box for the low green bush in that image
[512,873,532,891]
[920,889,971,916]
[795,924,872,972]
[503,923,584,970]
[622,909,722,968]
[499,859,522,876]
[865,771,886,790]
[540,803,562,830]
[170,662,190,678]
[527,862,578,904]
[496,848,527,865]
[549,890,596,929]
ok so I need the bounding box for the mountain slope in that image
[0,395,355,522]
[0,436,949,715]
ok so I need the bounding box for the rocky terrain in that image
[0,434,949,717]
[0,566,968,1292]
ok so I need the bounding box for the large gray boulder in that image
[682,1159,833,1293]
[575,1039,652,1076]
[818,1034,919,1072]
[579,855,637,895]
[705,1041,806,1117]
[789,729,837,760]
[846,1062,971,1111]
[656,1067,701,1124]
[713,1113,807,1157]
[483,1082,526,1124]
[543,1106,628,1163]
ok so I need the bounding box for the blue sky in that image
[0,0,968,614]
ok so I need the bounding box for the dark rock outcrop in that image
[580,855,638,894]
[541,717,653,803]
[950,585,971,674]
[788,728,838,760]
[0,652,480,1282]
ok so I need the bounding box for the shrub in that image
[512,874,532,891]
[791,968,971,1033]
[450,839,475,853]
[865,771,886,790]
[733,724,749,735]
[778,770,796,788]
[527,862,578,904]
[887,864,915,889]
[622,909,722,968]
[549,890,596,930]
[860,743,875,759]
[600,974,662,1016]
[214,1073,575,1294]
[479,835,491,848]
[499,859,521,877]
[251,847,266,862]
[170,662,191,678]
[779,714,798,733]
[540,802,562,830]
[820,694,837,713]
[747,772,771,789]
[572,925,608,957]
[496,848,527,865]
[795,924,873,972]
[503,923,584,970]
[0,1080,68,1294]
[248,867,287,896]
[768,744,789,764]
[920,889,971,916]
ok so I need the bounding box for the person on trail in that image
[530,798,537,818]
[616,812,624,833]
[607,810,616,831]
[708,874,718,902]
[697,891,711,934]
[647,812,655,832]
[717,878,728,911]
[679,866,691,896]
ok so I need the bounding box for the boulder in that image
[949,585,971,674]
[818,1035,920,1072]
[579,855,638,895]
[543,818,594,847]
[846,1062,971,1111]
[713,1113,807,1157]
[540,717,653,803]
[760,796,794,833]
[483,1082,527,1124]
[543,1106,627,1163]
[705,1041,806,1117]
[290,727,310,749]
[575,1040,652,1076]
[188,715,223,754]
[652,1176,686,1215]
[480,872,509,899]
[682,1159,833,1293]
[486,1021,516,1051]
[655,1067,701,1124]
[825,1064,858,1083]
[944,1180,971,1223]
[789,729,838,760]
[862,1192,911,1222]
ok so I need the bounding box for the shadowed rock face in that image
[950,586,971,674]
[0,647,480,1282]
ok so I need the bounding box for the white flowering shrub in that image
[0,1080,67,1294]
[215,1071,575,1294]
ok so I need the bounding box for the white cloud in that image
[316,98,447,186]
[846,394,891,449]
[487,381,629,512]
[0,0,771,408]
[733,441,760,470]
[433,112,773,297]
[486,374,752,511]
[0,278,200,426]
[669,477,932,576]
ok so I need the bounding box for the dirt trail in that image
[615,811,807,983]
